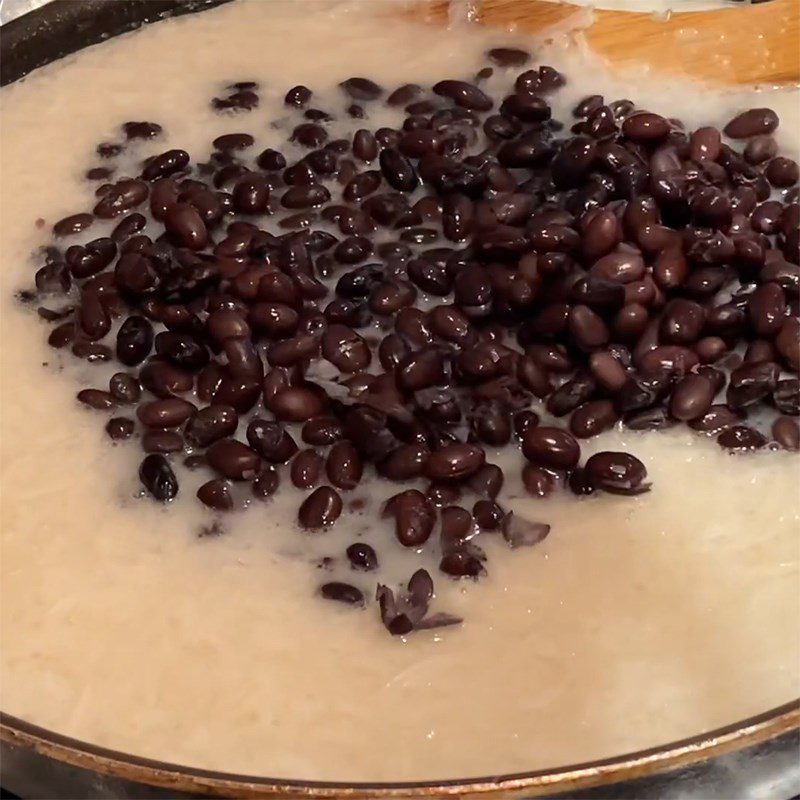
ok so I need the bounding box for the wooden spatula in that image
[398,0,799,86]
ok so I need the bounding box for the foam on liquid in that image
[1,0,799,782]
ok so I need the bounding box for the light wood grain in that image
[398,0,800,86]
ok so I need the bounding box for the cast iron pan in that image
[0,3,798,799]
[0,0,229,86]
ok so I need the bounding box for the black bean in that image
[326,441,363,490]
[387,83,422,106]
[232,174,270,214]
[206,438,261,480]
[139,454,178,501]
[463,463,502,499]
[590,248,645,283]
[252,466,280,499]
[567,305,609,349]
[212,373,261,412]
[257,148,287,171]
[155,331,209,371]
[352,129,378,162]
[72,342,113,362]
[487,46,530,67]
[213,89,259,112]
[439,550,484,578]
[547,372,597,417]
[588,350,628,393]
[97,141,123,158]
[123,121,162,139]
[745,339,778,364]
[163,202,207,250]
[425,444,485,481]
[334,235,372,264]
[765,157,799,188]
[300,417,342,449]
[723,107,779,139]
[281,184,331,209]
[570,400,618,438]
[773,416,800,451]
[141,149,189,181]
[142,429,184,454]
[522,426,580,470]
[727,361,779,409]
[500,92,551,124]
[299,486,343,529]
[139,361,193,398]
[431,80,492,111]
[384,489,435,547]
[621,407,673,431]
[137,398,195,428]
[773,379,799,416]
[688,126,721,162]
[776,318,799,371]
[572,94,604,117]
[748,283,787,337]
[742,135,777,166]
[622,112,669,142]
[346,543,378,571]
[285,84,312,107]
[76,388,116,410]
[717,425,767,451]
[52,213,95,241]
[246,419,298,462]
[185,405,238,447]
[340,77,383,100]
[669,373,715,421]
[379,444,430,481]
[472,402,512,446]
[320,581,364,605]
[291,448,323,489]
[397,348,446,393]
[426,481,462,509]
[515,65,564,94]
[585,451,649,495]
[109,213,146,244]
[439,505,474,546]
[379,149,418,192]
[105,372,139,405]
[368,280,417,316]
[637,345,698,376]
[94,179,149,218]
[35,261,71,294]
[114,252,160,296]
[469,500,501,531]
[106,416,135,440]
[689,404,745,433]
[197,479,233,510]
[78,292,111,340]
[521,463,557,497]
[113,315,152,366]
[266,333,318,368]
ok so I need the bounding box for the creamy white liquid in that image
[1,0,799,783]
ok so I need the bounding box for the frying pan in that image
[1,2,798,797]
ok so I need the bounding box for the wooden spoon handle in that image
[399,0,800,86]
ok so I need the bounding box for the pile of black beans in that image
[29,45,800,634]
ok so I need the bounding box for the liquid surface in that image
[1,0,799,783]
